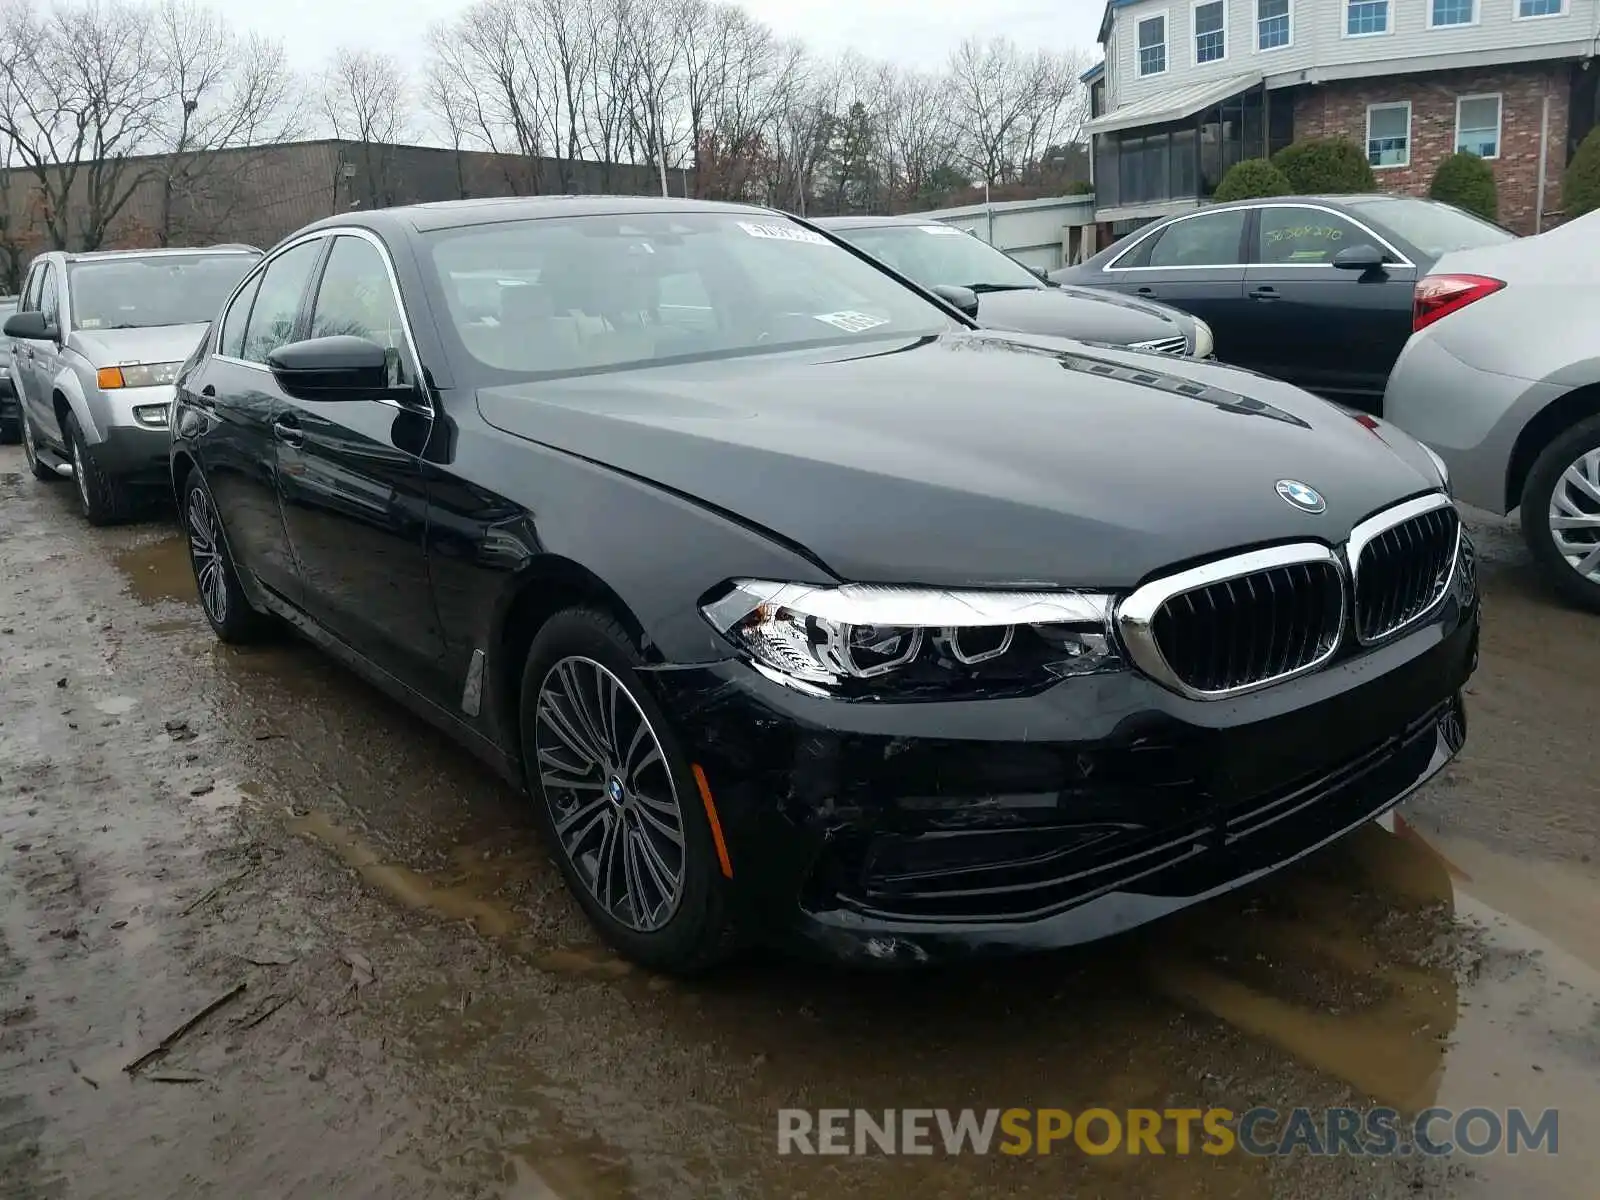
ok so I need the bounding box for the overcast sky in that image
[229,0,1106,77]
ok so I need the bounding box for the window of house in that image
[1456,94,1502,158]
[1137,14,1168,76]
[1430,0,1475,25]
[1193,1,1226,62]
[1346,0,1390,35]
[1257,0,1291,49]
[1517,0,1564,16]
[1366,102,1411,168]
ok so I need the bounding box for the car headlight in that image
[1420,442,1451,494]
[700,580,1125,699]
[1190,318,1214,359]
[96,361,182,390]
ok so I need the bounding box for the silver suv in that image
[4,246,261,523]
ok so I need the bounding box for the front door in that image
[190,237,326,604]
[1239,204,1417,411]
[273,233,449,701]
[15,262,65,449]
[1102,207,1251,362]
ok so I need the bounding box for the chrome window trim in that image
[1347,492,1460,647]
[211,226,432,418]
[1117,542,1347,701]
[1104,202,1415,272]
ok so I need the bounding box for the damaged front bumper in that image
[652,590,1478,965]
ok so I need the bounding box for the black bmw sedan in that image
[1051,194,1515,412]
[816,215,1212,358]
[170,196,1477,972]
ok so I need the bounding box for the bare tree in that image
[947,37,1090,190]
[319,46,410,209]
[149,0,301,245]
[0,0,165,250]
[429,0,547,194]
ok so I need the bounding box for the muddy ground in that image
[1,441,1598,1199]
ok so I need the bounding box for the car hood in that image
[973,286,1186,346]
[68,323,209,366]
[477,330,1445,589]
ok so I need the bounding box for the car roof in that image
[62,246,261,264]
[294,194,781,239]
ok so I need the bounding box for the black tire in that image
[519,608,739,974]
[1521,413,1600,613]
[19,407,56,481]
[182,467,275,643]
[63,410,135,525]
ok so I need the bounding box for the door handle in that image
[1135,286,1157,296]
[1248,286,1279,301]
[272,414,304,446]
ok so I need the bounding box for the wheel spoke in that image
[537,692,607,768]
[554,793,610,842]
[592,811,624,909]
[633,796,684,849]
[621,825,650,923]
[633,823,680,900]
[1560,464,1600,507]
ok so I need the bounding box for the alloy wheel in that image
[1547,447,1600,584]
[187,487,229,625]
[533,655,686,933]
[71,434,89,510]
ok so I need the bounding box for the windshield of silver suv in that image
[67,253,258,330]
[836,224,1045,294]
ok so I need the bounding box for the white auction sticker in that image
[738,221,829,245]
[919,224,964,236]
[813,310,890,333]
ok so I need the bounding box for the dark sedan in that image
[1051,194,1515,412]
[818,215,1211,357]
[171,196,1477,972]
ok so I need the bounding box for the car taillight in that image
[1413,273,1505,332]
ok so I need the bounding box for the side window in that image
[1109,228,1162,270]
[1143,210,1249,268]
[218,272,262,358]
[21,263,44,311]
[1257,207,1369,265]
[240,240,322,364]
[36,264,60,331]
[308,236,413,385]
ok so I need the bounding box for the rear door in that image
[273,232,449,700]
[1100,208,1251,362]
[1240,204,1417,409]
[189,237,327,604]
[17,263,66,448]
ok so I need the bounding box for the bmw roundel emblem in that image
[1276,479,1326,514]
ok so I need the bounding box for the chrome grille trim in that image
[1118,543,1347,701]
[1348,493,1461,646]
[1130,334,1190,356]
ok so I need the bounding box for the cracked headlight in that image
[700,580,1125,699]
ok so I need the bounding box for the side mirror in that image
[266,335,393,400]
[3,310,53,340]
[931,283,980,319]
[1332,244,1386,272]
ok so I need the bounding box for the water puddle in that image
[113,536,195,606]
[290,810,524,939]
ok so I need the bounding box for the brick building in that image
[1081,0,1600,236]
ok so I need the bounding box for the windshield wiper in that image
[967,283,1038,294]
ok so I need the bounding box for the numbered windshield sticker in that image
[813,311,890,333]
[738,221,829,245]
[919,225,964,236]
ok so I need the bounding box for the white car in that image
[1384,208,1600,610]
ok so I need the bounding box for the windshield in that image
[67,254,259,330]
[835,224,1043,292]
[1347,196,1517,258]
[425,211,954,380]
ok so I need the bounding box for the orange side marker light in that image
[691,763,734,879]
